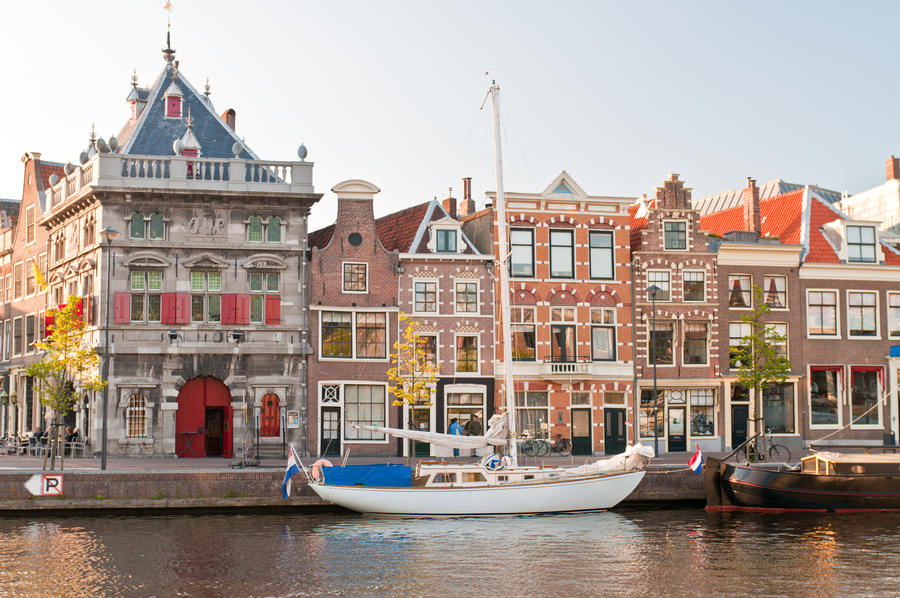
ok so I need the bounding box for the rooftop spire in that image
[162,1,176,63]
[131,68,138,88]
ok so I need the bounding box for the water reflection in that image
[0,509,898,597]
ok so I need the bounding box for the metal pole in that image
[100,237,112,471]
[652,292,659,457]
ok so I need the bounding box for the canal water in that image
[1,507,898,597]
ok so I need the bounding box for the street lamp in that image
[647,284,661,457]
[99,227,120,471]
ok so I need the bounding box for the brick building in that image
[630,174,721,453]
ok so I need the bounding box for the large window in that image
[729,322,750,368]
[639,389,664,438]
[343,263,367,293]
[13,317,22,356]
[516,391,549,439]
[419,334,437,369]
[690,389,714,436]
[510,228,535,277]
[850,367,880,426]
[343,384,386,440]
[807,290,837,336]
[846,225,876,262]
[126,394,147,438]
[191,271,222,323]
[847,291,877,337]
[764,275,787,309]
[647,271,670,301]
[591,307,616,361]
[25,206,35,245]
[763,383,795,434]
[683,271,705,302]
[414,281,437,313]
[511,306,536,361]
[129,212,166,240]
[649,322,673,365]
[663,221,687,250]
[455,335,478,373]
[25,314,35,352]
[249,272,279,324]
[436,229,457,253]
[247,215,281,243]
[810,367,840,426]
[446,391,484,433]
[13,262,22,299]
[321,311,387,360]
[889,292,900,338]
[25,261,35,296]
[683,322,708,365]
[766,323,788,359]
[728,275,751,308]
[454,281,478,313]
[589,231,614,279]
[130,270,162,322]
[551,307,576,362]
[549,229,574,278]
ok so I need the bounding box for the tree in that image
[387,314,438,465]
[26,296,105,470]
[731,286,792,455]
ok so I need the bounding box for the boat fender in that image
[312,459,333,480]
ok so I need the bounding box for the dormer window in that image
[436,229,457,252]
[164,82,183,118]
[847,225,876,262]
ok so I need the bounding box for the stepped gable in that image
[308,201,430,251]
[117,62,256,160]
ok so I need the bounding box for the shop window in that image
[850,368,881,426]
[728,275,751,308]
[589,231,614,279]
[130,270,162,322]
[690,389,714,436]
[455,335,478,372]
[764,275,787,309]
[515,391,549,439]
[847,291,877,337]
[763,383,795,434]
[810,367,840,426]
[127,394,147,438]
[649,322,673,365]
[511,306,535,361]
[639,389,664,439]
[683,322,707,365]
[846,225,876,262]
[343,384,386,440]
[455,281,478,313]
[549,230,574,278]
[647,271,670,301]
[683,271,705,302]
[590,307,616,361]
[414,280,437,313]
[510,228,535,278]
[807,290,838,336]
[663,221,687,250]
[190,271,222,323]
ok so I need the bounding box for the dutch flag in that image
[687,443,703,474]
[282,446,303,499]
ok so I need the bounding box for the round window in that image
[348,233,362,246]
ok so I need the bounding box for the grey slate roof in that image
[693,179,843,215]
[117,63,257,160]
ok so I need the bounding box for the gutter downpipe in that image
[630,258,638,446]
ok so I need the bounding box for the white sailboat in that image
[307,81,653,516]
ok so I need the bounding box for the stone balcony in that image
[501,360,633,381]
[45,153,315,209]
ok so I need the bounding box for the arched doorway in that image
[260,393,280,437]
[175,377,233,458]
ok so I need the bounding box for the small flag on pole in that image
[30,254,47,290]
[687,443,703,474]
[282,446,302,499]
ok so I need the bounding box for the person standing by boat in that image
[464,413,482,436]
[449,418,463,457]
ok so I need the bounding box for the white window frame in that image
[682,270,705,303]
[763,275,788,310]
[727,274,752,310]
[846,289,880,340]
[888,291,900,339]
[417,332,439,371]
[318,381,390,445]
[341,262,368,294]
[766,322,789,360]
[515,390,551,440]
[761,380,799,436]
[444,384,487,434]
[126,393,148,438]
[808,365,843,430]
[845,224,878,263]
[453,279,479,315]
[549,228,576,279]
[588,230,615,280]
[434,228,459,253]
[318,310,390,362]
[647,270,670,302]
[848,366,883,429]
[25,205,35,246]
[663,219,688,251]
[12,315,23,357]
[806,288,840,339]
[682,321,709,366]
[413,278,439,314]
[590,307,616,362]
[454,332,480,375]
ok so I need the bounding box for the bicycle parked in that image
[518,433,571,457]
[745,418,792,463]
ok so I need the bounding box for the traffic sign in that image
[24,474,63,496]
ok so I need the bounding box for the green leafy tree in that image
[731,286,792,451]
[26,296,105,470]
[387,314,438,465]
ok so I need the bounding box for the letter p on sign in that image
[24,474,63,496]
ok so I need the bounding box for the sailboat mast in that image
[489,81,519,468]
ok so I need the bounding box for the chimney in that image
[458,177,476,216]
[222,108,236,132]
[742,177,761,234]
[887,155,900,181]
[442,187,457,219]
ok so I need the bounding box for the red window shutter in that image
[166,96,181,117]
[265,295,281,325]
[175,293,191,324]
[44,315,54,337]
[73,297,83,324]
[236,294,251,324]
[160,293,177,324]
[221,294,237,325]
[114,292,130,323]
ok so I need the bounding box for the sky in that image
[2,1,900,231]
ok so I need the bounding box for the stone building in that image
[630,174,721,454]
[35,43,320,458]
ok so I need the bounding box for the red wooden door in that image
[175,377,233,458]
[261,393,280,437]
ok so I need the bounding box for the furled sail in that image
[352,413,509,450]
[561,444,655,476]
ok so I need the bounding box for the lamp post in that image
[99,227,120,471]
[647,284,661,457]
[0,389,7,436]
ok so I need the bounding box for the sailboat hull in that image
[310,470,646,515]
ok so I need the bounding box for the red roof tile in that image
[627,199,654,251]
[700,189,805,244]
[38,162,65,191]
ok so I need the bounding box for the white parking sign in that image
[24,474,63,496]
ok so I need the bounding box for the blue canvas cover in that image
[322,464,412,487]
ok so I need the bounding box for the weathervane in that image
[162,0,176,63]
